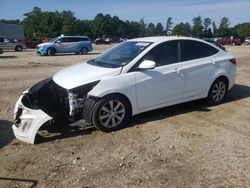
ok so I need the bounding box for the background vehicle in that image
[203,38,226,51]
[244,37,250,45]
[94,38,113,45]
[0,36,26,51]
[25,38,42,49]
[13,36,236,144]
[36,36,93,56]
[217,37,243,46]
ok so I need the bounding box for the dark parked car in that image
[203,38,226,51]
[217,37,243,46]
[94,38,112,45]
[25,38,42,49]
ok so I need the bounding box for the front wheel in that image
[15,46,23,52]
[47,48,56,56]
[207,78,228,105]
[92,95,131,132]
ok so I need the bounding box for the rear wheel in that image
[47,48,56,56]
[80,48,88,55]
[207,78,228,105]
[92,95,131,132]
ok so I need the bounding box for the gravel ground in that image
[0,44,250,188]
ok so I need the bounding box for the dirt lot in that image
[0,45,250,188]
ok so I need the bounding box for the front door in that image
[134,40,185,110]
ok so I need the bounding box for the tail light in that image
[230,58,237,65]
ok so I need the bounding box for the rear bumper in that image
[13,94,52,144]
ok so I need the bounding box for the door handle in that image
[174,68,181,74]
[210,60,215,64]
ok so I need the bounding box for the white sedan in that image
[13,36,237,144]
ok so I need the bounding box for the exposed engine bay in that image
[13,77,98,144]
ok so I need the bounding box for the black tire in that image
[92,94,131,132]
[47,48,56,56]
[80,48,88,55]
[207,77,228,105]
[15,46,23,52]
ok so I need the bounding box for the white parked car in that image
[13,36,237,144]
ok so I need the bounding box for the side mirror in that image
[138,60,156,70]
[56,40,61,44]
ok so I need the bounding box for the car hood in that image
[37,42,52,47]
[53,62,122,89]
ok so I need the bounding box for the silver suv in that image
[245,37,250,45]
[0,36,26,51]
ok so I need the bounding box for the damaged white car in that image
[13,36,237,144]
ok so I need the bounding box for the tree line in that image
[1,7,250,39]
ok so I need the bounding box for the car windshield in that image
[88,41,152,68]
[49,37,59,43]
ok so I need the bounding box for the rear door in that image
[179,40,219,99]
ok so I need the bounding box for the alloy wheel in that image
[212,81,226,102]
[98,100,126,128]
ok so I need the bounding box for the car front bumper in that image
[13,93,52,144]
[36,47,47,55]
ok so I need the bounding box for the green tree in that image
[166,17,173,35]
[23,7,43,37]
[154,23,164,35]
[146,23,155,36]
[203,17,212,37]
[0,19,22,25]
[234,23,250,38]
[218,17,231,37]
[212,21,218,37]
[172,22,192,36]
[192,16,204,38]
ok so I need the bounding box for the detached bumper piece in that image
[12,95,52,144]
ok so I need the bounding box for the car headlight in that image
[69,80,100,97]
[68,81,100,116]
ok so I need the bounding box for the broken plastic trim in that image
[68,80,100,121]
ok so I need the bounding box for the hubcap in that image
[99,100,125,128]
[212,81,226,102]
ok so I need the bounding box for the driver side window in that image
[4,38,11,43]
[143,41,179,67]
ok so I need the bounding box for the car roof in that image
[129,36,204,43]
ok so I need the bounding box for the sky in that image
[0,0,250,27]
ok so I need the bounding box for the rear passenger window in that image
[180,40,218,61]
[143,41,179,67]
[80,37,89,41]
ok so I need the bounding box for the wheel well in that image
[47,47,56,53]
[214,76,229,88]
[208,75,229,97]
[102,93,133,116]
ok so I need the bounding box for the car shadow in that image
[0,56,17,59]
[129,84,250,127]
[0,120,15,149]
[35,84,250,144]
[35,123,95,144]
[0,177,38,188]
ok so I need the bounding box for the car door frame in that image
[128,40,186,112]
